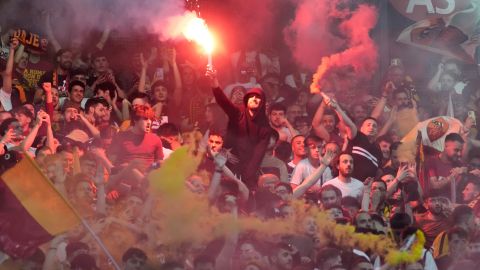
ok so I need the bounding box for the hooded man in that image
[207,69,273,189]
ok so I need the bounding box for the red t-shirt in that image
[415,212,449,248]
[110,130,163,170]
[424,156,457,197]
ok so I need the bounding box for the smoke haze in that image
[284,0,378,93]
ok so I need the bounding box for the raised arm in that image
[325,96,357,140]
[208,153,227,203]
[168,48,183,107]
[371,82,393,120]
[20,110,45,154]
[2,37,18,94]
[77,113,101,139]
[206,69,239,118]
[361,177,374,211]
[44,13,62,52]
[292,151,333,199]
[377,106,397,138]
[312,100,331,142]
[95,23,111,51]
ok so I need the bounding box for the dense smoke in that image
[284,0,378,93]
[0,0,193,44]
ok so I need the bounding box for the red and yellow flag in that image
[0,155,80,258]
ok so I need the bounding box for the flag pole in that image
[80,218,121,270]
[23,154,122,270]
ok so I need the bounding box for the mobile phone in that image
[468,111,476,126]
[154,68,164,81]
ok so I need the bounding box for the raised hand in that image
[396,164,410,182]
[0,128,15,144]
[321,150,335,166]
[43,82,52,93]
[214,152,228,169]
[205,68,219,88]
[9,37,19,50]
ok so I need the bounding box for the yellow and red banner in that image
[0,155,79,258]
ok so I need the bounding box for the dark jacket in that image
[212,87,273,188]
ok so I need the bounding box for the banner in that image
[391,0,480,63]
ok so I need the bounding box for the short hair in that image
[68,80,86,93]
[291,134,305,144]
[323,108,340,124]
[122,247,147,262]
[151,80,169,91]
[55,48,72,62]
[451,205,473,226]
[84,97,109,113]
[319,184,342,199]
[335,151,352,166]
[91,51,109,62]
[390,213,412,230]
[129,92,149,103]
[353,210,371,226]
[376,135,392,145]
[94,81,116,99]
[445,133,464,144]
[304,134,323,147]
[371,179,387,190]
[0,118,18,136]
[269,103,287,115]
[464,176,480,190]
[12,106,34,120]
[208,129,224,138]
[361,117,377,126]
[274,141,292,162]
[131,105,155,124]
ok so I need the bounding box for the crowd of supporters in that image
[1,7,480,270]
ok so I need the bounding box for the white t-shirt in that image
[290,158,332,188]
[322,176,364,199]
[0,88,12,111]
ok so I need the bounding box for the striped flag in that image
[0,155,80,258]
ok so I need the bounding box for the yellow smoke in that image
[144,145,420,266]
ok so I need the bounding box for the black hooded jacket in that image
[212,87,273,188]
